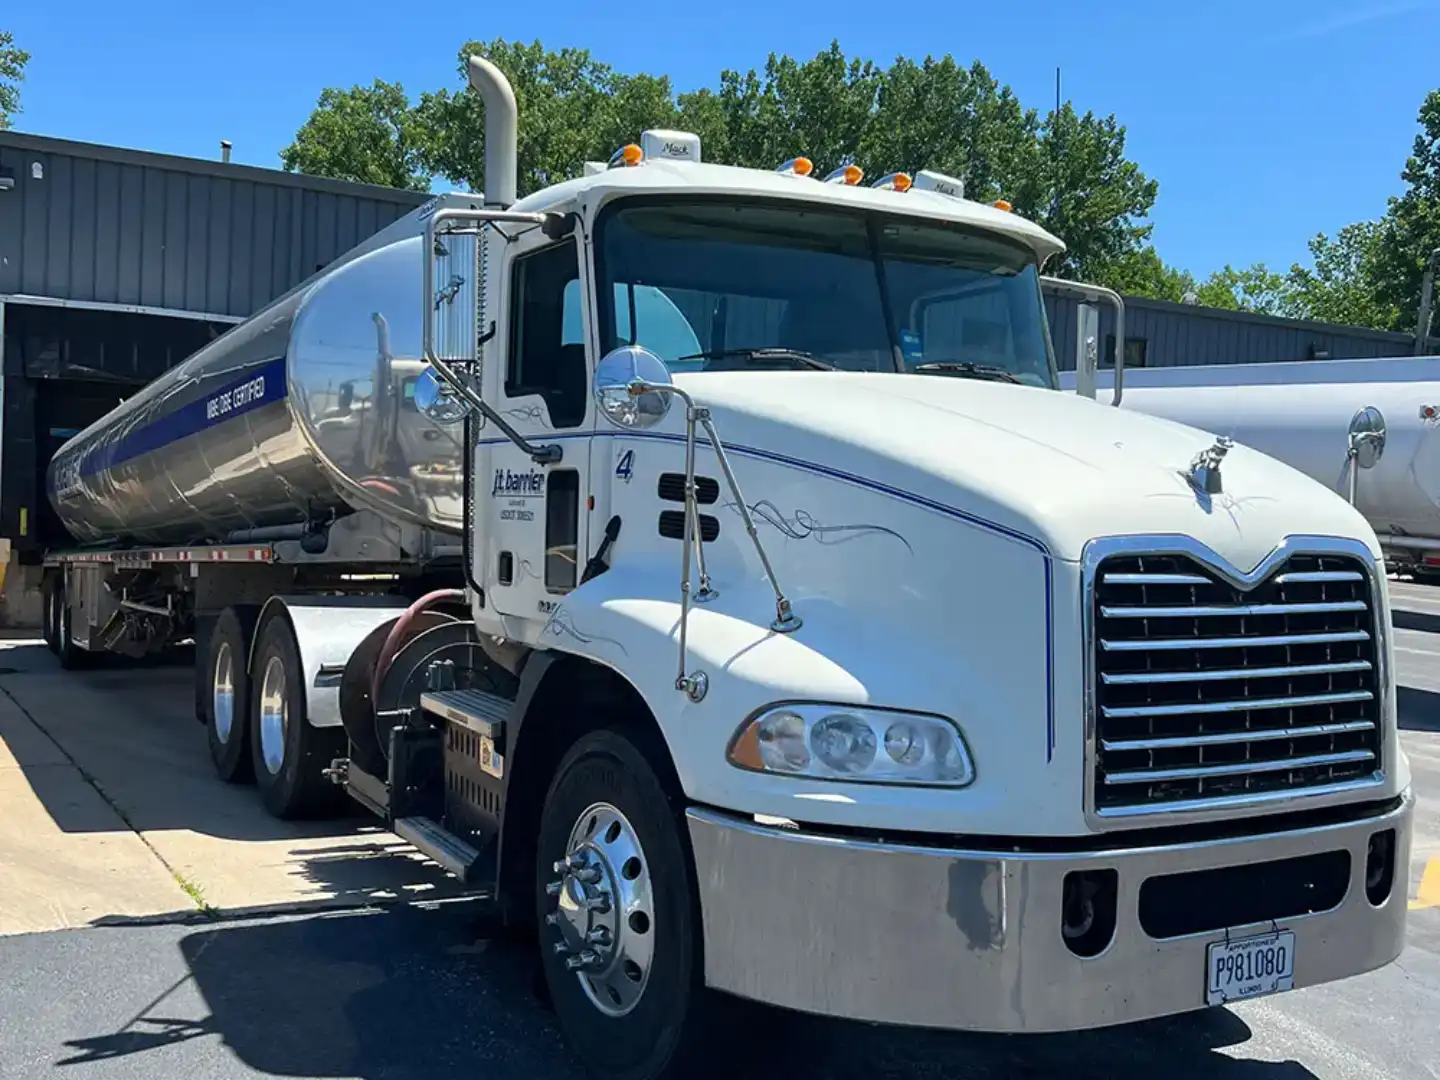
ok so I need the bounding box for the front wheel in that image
[536,728,723,1080]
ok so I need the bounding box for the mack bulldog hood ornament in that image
[1185,435,1233,496]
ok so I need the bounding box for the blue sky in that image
[5,1,1433,280]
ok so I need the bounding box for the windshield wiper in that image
[912,361,1022,384]
[677,347,835,371]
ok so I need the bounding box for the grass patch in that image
[174,873,219,917]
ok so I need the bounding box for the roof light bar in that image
[871,172,913,192]
[776,156,815,177]
[824,163,864,186]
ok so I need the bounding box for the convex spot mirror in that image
[1349,405,1386,469]
[414,366,470,425]
[595,345,675,429]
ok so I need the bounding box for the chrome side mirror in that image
[595,345,675,429]
[1348,405,1386,469]
[414,366,470,425]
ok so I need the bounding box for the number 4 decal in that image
[615,448,635,483]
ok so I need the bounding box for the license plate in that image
[1205,930,1295,1005]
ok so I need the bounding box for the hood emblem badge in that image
[1184,436,1233,496]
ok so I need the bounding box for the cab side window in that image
[507,242,586,429]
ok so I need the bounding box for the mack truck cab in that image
[348,56,1414,1080]
[40,53,1413,1080]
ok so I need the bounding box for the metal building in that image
[1043,288,1436,372]
[0,130,430,569]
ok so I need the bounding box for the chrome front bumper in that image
[686,793,1412,1033]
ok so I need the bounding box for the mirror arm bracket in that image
[425,353,563,465]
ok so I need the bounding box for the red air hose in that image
[370,588,468,707]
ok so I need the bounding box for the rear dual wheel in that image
[247,611,345,819]
[200,607,257,784]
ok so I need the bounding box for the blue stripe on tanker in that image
[61,356,290,484]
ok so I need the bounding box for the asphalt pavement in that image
[0,598,1438,1080]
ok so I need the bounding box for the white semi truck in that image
[40,56,1411,1080]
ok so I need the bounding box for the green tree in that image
[286,39,1161,280]
[280,80,433,191]
[1091,245,1194,302]
[1367,89,1440,333]
[1285,221,1403,328]
[419,39,678,195]
[1193,263,1294,316]
[0,30,30,130]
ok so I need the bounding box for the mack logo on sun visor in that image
[492,468,547,496]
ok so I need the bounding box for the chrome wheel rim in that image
[258,654,288,775]
[213,642,235,743]
[544,802,655,1018]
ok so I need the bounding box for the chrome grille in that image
[1091,552,1383,815]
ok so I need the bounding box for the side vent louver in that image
[657,473,719,505]
[659,510,719,543]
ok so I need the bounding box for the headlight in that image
[726,704,976,787]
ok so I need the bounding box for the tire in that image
[201,607,257,784]
[55,577,92,671]
[535,728,724,1080]
[41,578,58,654]
[247,612,345,819]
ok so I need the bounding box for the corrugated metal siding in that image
[1043,290,1423,371]
[0,132,428,318]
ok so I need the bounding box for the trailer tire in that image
[55,578,92,671]
[535,728,725,1080]
[248,613,344,819]
[203,607,258,785]
[42,578,59,654]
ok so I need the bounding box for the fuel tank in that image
[1061,358,1440,544]
[47,196,474,547]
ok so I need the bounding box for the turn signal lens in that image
[728,704,975,787]
[871,172,913,192]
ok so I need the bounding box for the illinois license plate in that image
[1205,930,1295,1005]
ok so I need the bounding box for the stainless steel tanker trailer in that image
[1060,356,1440,579]
[40,192,485,814]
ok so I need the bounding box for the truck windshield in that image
[595,198,1058,389]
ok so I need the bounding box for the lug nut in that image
[553,942,573,957]
[545,913,561,927]
[583,895,611,914]
[574,867,602,885]
[565,949,600,971]
[585,927,611,946]
[545,881,562,897]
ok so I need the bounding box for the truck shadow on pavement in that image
[56,903,1321,1080]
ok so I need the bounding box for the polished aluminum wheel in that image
[258,654,288,775]
[213,642,236,743]
[545,802,655,1017]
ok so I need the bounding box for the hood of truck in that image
[673,370,1378,566]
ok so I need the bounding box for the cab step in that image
[420,687,511,742]
[394,815,486,883]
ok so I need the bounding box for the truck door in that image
[479,233,591,626]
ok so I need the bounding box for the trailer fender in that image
[251,595,411,728]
